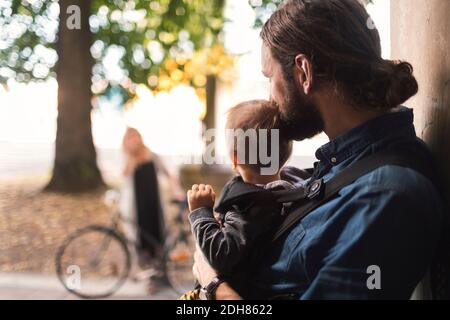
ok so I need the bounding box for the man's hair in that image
[261,0,418,110]
[226,100,293,172]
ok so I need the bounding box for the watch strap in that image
[201,276,226,300]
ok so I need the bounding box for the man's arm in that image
[215,283,242,300]
[193,248,242,300]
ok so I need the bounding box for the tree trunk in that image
[203,75,217,159]
[46,0,104,192]
[204,75,217,131]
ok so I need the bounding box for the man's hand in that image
[193,245,242,300]
[192,244,218,287]
[187,184,216,212]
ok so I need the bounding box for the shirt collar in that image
[315,107,416,166]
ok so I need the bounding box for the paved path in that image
[0,272,178,300]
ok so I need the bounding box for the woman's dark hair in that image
[261,0,418,110]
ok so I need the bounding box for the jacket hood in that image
[214,175,287,215]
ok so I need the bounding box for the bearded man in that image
[192,0,444,300]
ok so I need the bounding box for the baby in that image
[182,100,295,299]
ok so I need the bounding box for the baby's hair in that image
[226,100,293,173]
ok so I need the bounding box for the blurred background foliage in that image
[249,0,283,27]
[0,0,373,103]
[0,0,235,104]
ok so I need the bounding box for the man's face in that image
[262,44,287,112]
[261,44,324,141]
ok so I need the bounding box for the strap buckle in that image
[307,179,324,200]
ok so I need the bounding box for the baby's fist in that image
[187,184,216,212]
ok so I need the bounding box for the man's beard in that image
[277,78,324,141]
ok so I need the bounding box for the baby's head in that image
[226,100,293,184]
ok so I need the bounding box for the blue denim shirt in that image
[250,108,444,300]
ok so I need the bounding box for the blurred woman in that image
[120,127,182,271]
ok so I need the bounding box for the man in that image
[192,0,444,299]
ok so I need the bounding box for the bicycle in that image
[55,190,195,299]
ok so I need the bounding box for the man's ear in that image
[294,54,313,95]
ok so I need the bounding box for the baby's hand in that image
[187,184,216,212]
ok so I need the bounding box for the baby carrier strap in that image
[271,149,435,242]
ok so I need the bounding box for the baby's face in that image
[233,163,260,184]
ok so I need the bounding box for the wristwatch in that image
[200,276,226,300]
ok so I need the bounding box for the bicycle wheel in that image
[164,230,197,295]
[55,225,131,299]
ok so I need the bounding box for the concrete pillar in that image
[391,0,450,186]
[391,0,450,300]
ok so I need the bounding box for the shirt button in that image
[331,157,337,164]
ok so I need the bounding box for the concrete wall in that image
[391,0,450,299]
[391,0,450,188]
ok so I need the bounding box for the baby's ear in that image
[231,151,238,169]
